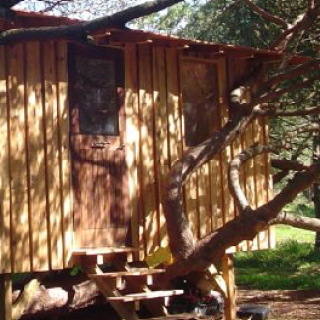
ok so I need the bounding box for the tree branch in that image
[271,159,309,172]
[264,59,320,90]
[163,162,320,281]
[271,3,320,52]
[254,74,320,105]
[223,0,287,29]
[260,106,320,117]
[242,0,288,29]
[273,170,289,185]
[270,212,320,232]
[229,144,277,212]
[0,0,184,44]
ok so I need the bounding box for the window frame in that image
[179,56,224,148]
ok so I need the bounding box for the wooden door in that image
[69,45,130,248]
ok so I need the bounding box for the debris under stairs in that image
[72,246,195,320]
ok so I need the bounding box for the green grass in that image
[234,240,320,290]
[234,198,320,290]
[275,225,315,244]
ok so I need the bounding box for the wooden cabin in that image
[0,10,279,320]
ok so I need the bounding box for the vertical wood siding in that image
[126,45,274,258]
[0,41,273,274]
[0,42,72,273]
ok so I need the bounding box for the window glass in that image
[181,60,219,147]
[74,56,119,135]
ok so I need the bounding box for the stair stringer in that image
[85,265,140,320]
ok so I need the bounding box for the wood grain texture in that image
[124,44,141,259]
[43,41,64,270]
[56,41,72,267]
[0,41,71,273]
[7,44,30,273]
[0,43,274,274]
[138,44,157,256]
[152,46,169,248]
[25,42,49,271]
[0,47,11,273]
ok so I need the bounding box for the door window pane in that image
[74,56,119,135]
[181,60,219,147]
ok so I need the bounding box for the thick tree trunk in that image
[163,109,255,260]
[163,136,320,283]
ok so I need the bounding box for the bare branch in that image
[229,144,277,212]
[287,123,320,134]
[254,74,320,105]
[260,106,320,117]
[242,0,288,29]
[263,163,320,216]
[41,0,74,13]
[271,4,320,52]
[264,59,320,90]
[0,0,184,44]
[273,170,289,185]
[270,212,320,232]
[223,0,287,28]
[163,162,320,281]
[271,159,309,172]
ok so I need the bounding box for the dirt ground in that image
[237,289,320,320]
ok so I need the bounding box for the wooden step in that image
[72,246,141,263]
[107,290,184,302]
[89,268,165,287]
[73,246,141,256]
[89,268,165,278]
[148,314,200,320]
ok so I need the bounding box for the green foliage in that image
[135,2,193,34]
[70,265,83,276]
[234,240,320,290]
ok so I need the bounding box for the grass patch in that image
[234,240,320,290]
[275,225,315,244]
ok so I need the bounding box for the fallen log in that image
[12,272,104,319]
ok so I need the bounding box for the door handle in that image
[91,141,110,149]
[117,144,126,150]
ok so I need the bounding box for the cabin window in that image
[181,59,220,147]
[75,56,119,135]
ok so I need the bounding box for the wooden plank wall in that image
[0,41,273,274]
[0,42,72,274]
[125,44,274,258]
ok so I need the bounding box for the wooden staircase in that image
[72,246,191,320]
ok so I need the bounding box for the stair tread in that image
[89,268,165,278]
[107,290,184,302]
[148,314,200,320]
[72,246,141,256]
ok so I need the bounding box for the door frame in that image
[68,44,130,248]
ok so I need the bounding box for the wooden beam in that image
[222,254,236,320]
[0,274,12,320]
[188,43,221,53]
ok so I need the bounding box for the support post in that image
[222,254,236,320]
[0,274,12,320]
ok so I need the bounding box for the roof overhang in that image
[0,9,310,64]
